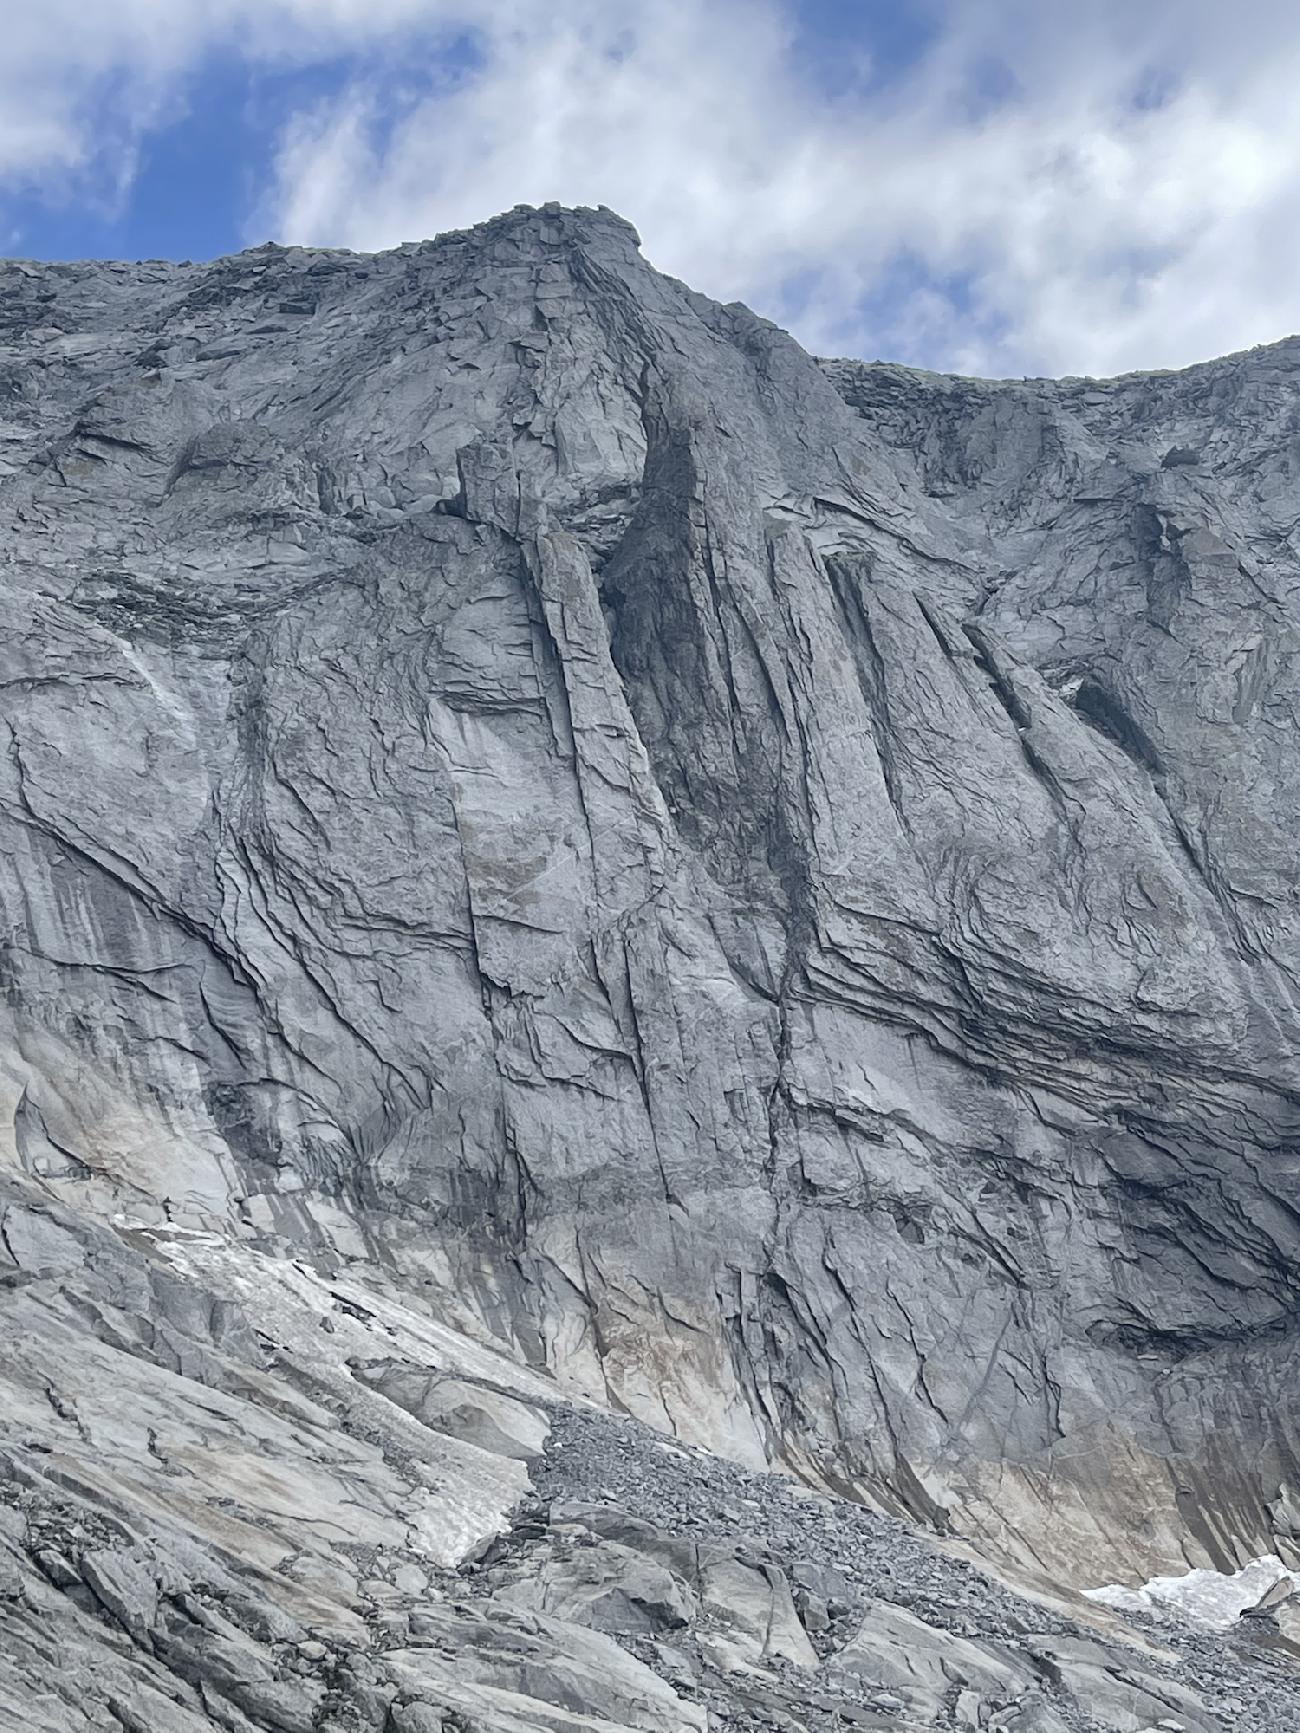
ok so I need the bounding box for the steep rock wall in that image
[3,206,1300,1582]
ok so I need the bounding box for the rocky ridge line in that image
[4,202,1300,1727]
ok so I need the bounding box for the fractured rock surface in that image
[3,202,1300,1726]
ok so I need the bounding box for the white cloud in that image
[0,1,448,203]
[6,0,1300,376]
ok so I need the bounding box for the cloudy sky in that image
[2,0,1297,378]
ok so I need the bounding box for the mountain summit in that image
[3,204,1300,1730]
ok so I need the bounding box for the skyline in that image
[4,1,1300,378]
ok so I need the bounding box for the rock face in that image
[4,201,1300,1728]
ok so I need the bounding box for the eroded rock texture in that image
[3,202,1300,1729]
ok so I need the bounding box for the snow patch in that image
[1085,1553,1300,1630]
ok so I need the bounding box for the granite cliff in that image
[3,203,1300,1730]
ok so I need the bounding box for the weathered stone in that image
[385,1599,709,1732]
[388,1706,447,1733]
[359,1366,549,1462]
[493,1535,696,1634]
[697,1549,818,1671]
[3,201,1300,1732]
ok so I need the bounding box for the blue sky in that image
[7,3,937,265]
[3,1,1299,377]
[5,54,290,263]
